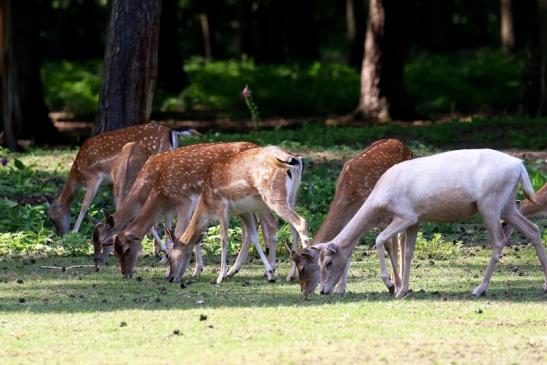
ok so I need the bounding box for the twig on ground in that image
[40,265,97,272]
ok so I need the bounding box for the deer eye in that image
[326,261,332,268]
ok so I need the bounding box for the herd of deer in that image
[48,122,547,298]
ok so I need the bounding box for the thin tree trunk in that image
[537,0,547,114]
[199,13,212,60]
[94,0,162,134]
[501,0,515,54]
[1,0,62,150]
[358,0,408,121]
[346,0,365,70]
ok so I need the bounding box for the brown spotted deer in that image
[288,139,413,295]
[165,146,310,285]
[99,142,278,280]
[503,182,547,240]
[520,183,547,217]
[89,141,170,262]
[48,122,174,235]
[91,142,219,265]
[314,149,546,298]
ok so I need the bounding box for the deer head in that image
[113,232,144,279]
[91,212,116,266]
[286,243,321,295]
[163,227,194,283]
[48,187,70,235]
[317,242,348,295]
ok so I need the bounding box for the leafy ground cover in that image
[42,49,523,118]
[0,122,546,364]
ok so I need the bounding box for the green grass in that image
[0,124,546,363]
[1,245,546,364]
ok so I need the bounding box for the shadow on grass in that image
[0,255,545,314]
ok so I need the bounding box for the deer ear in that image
[326,243,338,254]
[104,213,115,227]
[163,223,176,243]
[284,241,296,256]
[301,247,319,258]
[89,216,101,225]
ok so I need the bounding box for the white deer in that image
[314,149,546,298]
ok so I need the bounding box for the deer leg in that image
[226,217,252,277]
[385,235,401,295]
[173,202,202,277]
[216,213,230,284]
[240,213,275,282]
[259,210,278,270]
[375,217,416,294]
[472,204,507,297]
[395,225,418,299]
[150,226,167,255]
[333,259,351,294]
[265,202,309,281]
[503,206,547,292]
[72,177,102,233]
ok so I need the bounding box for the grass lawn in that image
[0,120,546,364]
[1,245,546,364]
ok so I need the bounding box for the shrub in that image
[415,233,462,260]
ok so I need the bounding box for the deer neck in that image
[331,198,379,254]
[313,197,362,244]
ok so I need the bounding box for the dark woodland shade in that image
[1,0,63,150]
[94,0,162,134]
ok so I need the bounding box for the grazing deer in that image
[520,183,547,217]
[89,141,170,263]
[90,142,216,258]
[111,142,153,208]
[288,139,413,295]
[49,122,174,235]
[314,149,546,298]
[99,142,279,279]
[165,146,310,285]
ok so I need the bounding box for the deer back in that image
[313,139,413,243]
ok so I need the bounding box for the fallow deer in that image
[101,142,278,280]
[288,139,413,295]
[165,146,310,285]
[89,141,168,262]
[90,142,216,265]
[520,182,547,217]
[49,122,173,235]
[314,149,546,298]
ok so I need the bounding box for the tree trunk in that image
[501,0,515,54]
[346,0,366,70]
[94,0,162,134]
[537,0,547,114]
[358,0,408,121]
[1,0,63,150]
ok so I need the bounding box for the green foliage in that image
[415,233,462,260]
[189,117,547,150]
[172,58,359,118]
[41,49,526,118]
[405,49,524,116]
[0,124,545,258]
[41,60,102,116]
